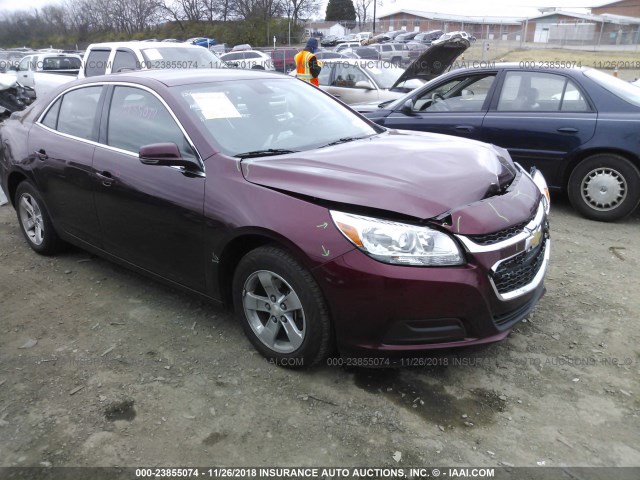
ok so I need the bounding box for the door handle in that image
[557,127,578,134]
[96,171,114,187]
[34,149,48,161]
[454,125,474,133]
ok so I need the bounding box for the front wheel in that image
[568,153,640,221]
[15,181,62,254]
[232,246,332,368]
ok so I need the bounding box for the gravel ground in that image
[0,194,638,468]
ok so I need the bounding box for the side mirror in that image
[355,80,374,90]
[400,99,414,114]
[139,143,199,170]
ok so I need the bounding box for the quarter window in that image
[41,98,62,130]
[55,86,103,140]
[106,86,195,160]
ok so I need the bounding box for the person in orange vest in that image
[294,37,321,87]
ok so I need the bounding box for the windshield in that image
[584,68,640,107]
[174,78,380,157]
[141,48,225,69]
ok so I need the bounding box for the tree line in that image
[0,0,341,49]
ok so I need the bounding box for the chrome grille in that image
[492,238,547,295]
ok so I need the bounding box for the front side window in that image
[18,57,30,72]
[55,86,103,140]
[413,74,496,112]
[106,86,195,160]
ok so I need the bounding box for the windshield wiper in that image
[319,135,374,149]
[234,149,298,159]
[377,99,394,108]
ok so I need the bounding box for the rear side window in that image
[55,86,103,140]
[85,50,110,77]
[112,50,138,73]
[106,86,195,159]
[498,71,590,112]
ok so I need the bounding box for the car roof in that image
[75,68,287,88]
[450,62,591,73]
[87,41,204,50]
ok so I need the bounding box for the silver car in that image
[316,59,424,104]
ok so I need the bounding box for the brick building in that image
[376,10,524,41]
[592,0,640,18]
[524,10,640,44]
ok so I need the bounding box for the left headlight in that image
[331,211,465,266]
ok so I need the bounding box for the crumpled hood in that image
[241,130,517,220]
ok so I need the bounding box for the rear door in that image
[28,85,105,246]
[482,70,597,184]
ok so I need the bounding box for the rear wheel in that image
[232,246,332,368]
[568,153,640,222]
[15,181,62,254]
[391,56,401,66]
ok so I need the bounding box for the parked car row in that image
[357,64,640,222]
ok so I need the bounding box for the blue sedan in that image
[359,64,640,221]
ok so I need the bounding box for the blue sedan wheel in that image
[568,154,640,222]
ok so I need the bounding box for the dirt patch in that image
[0,196,639,467]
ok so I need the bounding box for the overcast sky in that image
[0,0,597,18]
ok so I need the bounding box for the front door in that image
[383,72,497,141]
[92,85,206,291]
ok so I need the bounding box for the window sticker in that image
[190,92,242,120]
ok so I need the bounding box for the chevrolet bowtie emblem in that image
[526,224,543,251]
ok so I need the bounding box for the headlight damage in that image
[331,211,464,266]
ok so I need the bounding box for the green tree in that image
[325,0,356,22]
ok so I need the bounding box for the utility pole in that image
[373,1,377,34]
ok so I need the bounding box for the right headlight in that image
[331,211,465,266]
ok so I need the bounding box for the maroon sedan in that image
[0,69,551,367]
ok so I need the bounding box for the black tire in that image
[568,153,640,222]
[14,181,62,255]
[391,56,401,66]
[232,246,332,368]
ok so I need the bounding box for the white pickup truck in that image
[11,53,82,98]
[15,42,226,98]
